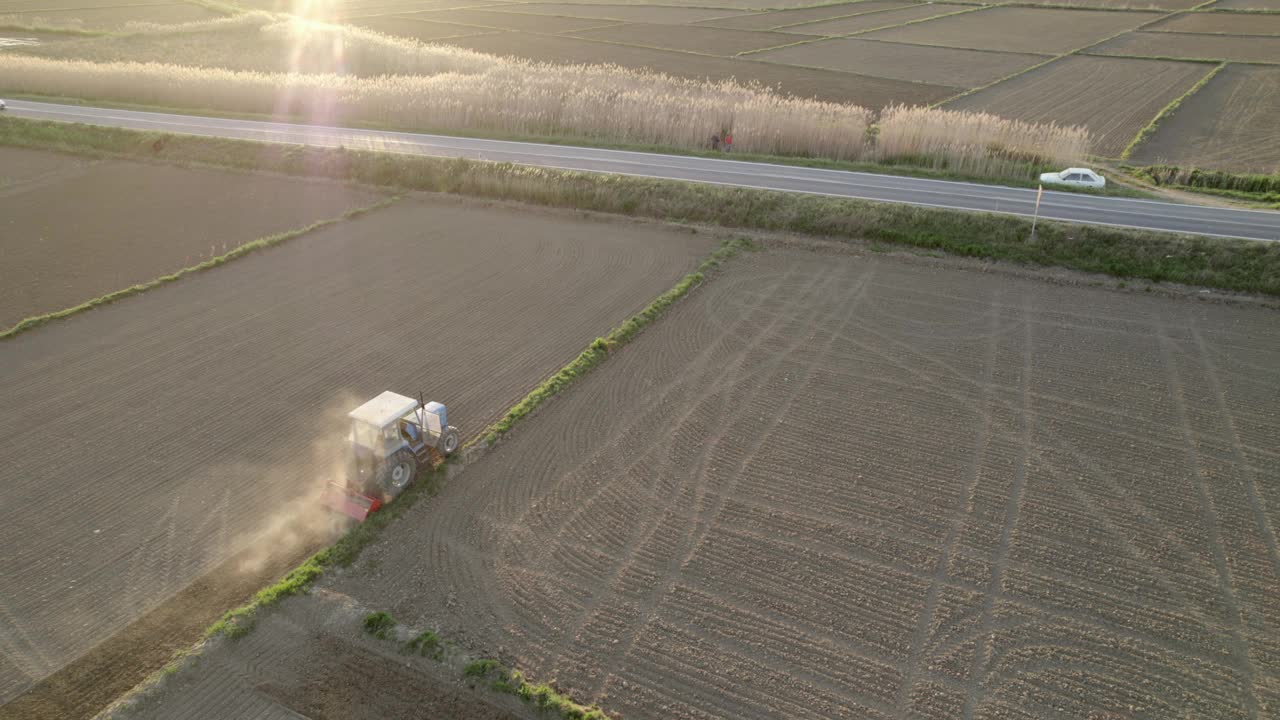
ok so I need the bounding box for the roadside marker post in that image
[1030,184,1043,241]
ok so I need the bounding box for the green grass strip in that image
[3,117,1276,296]
[475,237,752,448]
[0,196,397,340]
[201,237,751,640]
[1121,62,1225,160]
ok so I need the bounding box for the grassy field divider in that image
[361,611,611,719]
[202,237,752,641]
[474,237,753,448]
[1120,61,1225,159]
[0,195,399,340]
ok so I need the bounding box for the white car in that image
[0,99,6,111]
[1040,167,1105,189]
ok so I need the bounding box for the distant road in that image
[8,99,1280,242]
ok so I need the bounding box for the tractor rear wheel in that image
[377,449,417,501]
[438,426,460,456]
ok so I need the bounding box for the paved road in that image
[8,99,1280,242]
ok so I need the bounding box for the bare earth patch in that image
[442,31,960,106]
[0,195,714,713]
[569,22,810,55]
[696,1,918,31]
[1090,30,1280,62]
[503,3,749,25]
[1147,11,1280,35]
[2,3,220,31]
[404,7,624,33]
[0,146,386,330]
[775,4,969,37]
[944,54,1215,157]
[862,6,1166,54]
[349,15,500,42]
[1130,64,1280,173]
[753,38,1042,88]
[120,247,1280,719]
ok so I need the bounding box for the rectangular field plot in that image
[1,3,220,29]
[778,3,968,36]
[754,38,1043,88]
[501,2,748,24]
[0,196,715,706]
[445,31,960,106]
[350,15,497,41]
[1010,0,1205,7]
[1148,11,1280,35]
[696,1,919,31]
[1212,0,1280,8]
[1091,31,1280,62]
[862,6,1165,54]
[0,147,387,330]
[1131,64,1280,173]
[304,249,1280,720]
[402,8,621,32]
[569,21,809,55]
[945,55,1214,156]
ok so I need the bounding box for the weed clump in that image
[362,611,396,639]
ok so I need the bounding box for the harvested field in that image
[945,55,1214,156]
[1212,0,1280,8]
[502,3,748,25]
[443,31,959,106]
[1130,64,1280,173]
[128,247,1280,719]
[1090,30,1280,62]
[0,195,715,711]
[1148,11,1280,34]
[754,38,1043,88]
[0,4,220,30]
[862,6,1166,54]
[404,8,623,33]
[349,15,498,41]
[1010,0,1204,7]
[776,4,969,37]
[0,146,385,330]
[696,1,918,31]
[0,0,186,11]
[569,22,810,55]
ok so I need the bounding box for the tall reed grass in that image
[0,14,1094,173]
[876,105,1092,177]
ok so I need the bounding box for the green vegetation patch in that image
[362,611,397,639]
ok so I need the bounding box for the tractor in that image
[324,391,459,521]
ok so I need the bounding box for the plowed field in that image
[128,247,1280,719]
[754,38,1042,88]
[0,196,714,713]
[1091,31,1280,62]
[862,6,1165,54]
[776,4,966,37]
[505,3,748,25]
[569,22,809,55]
[349,15,497,41]
[0,147,385,330]
[1149,11,1280,35]
[944,55,1215,156]
[696,1,916,31]
[406,8,622,33]
[1130,64,1280,173]
[2,3,219,30]
[443,31,958,106]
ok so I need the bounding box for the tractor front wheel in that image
[439,426,460,456]
[378,449,418,501]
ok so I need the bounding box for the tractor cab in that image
[327,391,460,521]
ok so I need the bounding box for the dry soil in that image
[0,195,714,715]
[121,247,1280,719]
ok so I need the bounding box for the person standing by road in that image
[710,132,720,151]
[723,131,733,153]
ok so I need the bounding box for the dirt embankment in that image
[0,195,715,717]
[307,249,1276,719]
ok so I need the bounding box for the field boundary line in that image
[764,4,935,32]
[737,1,993,58]
[1120,61,1225,159]
[0,195,399,340]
